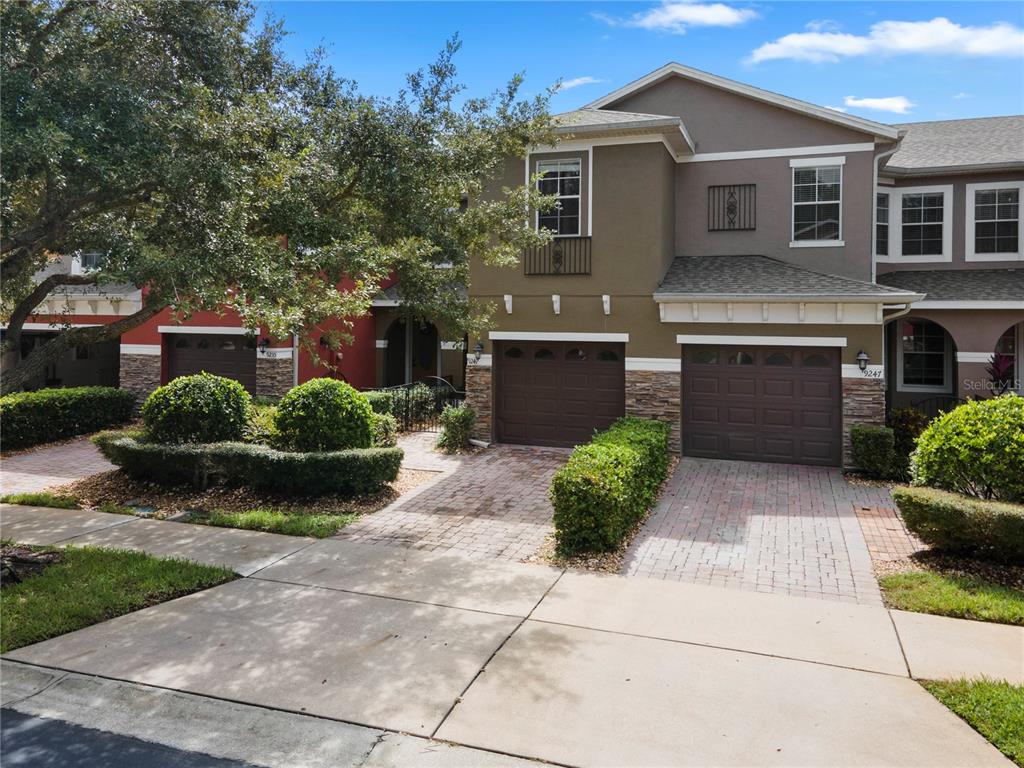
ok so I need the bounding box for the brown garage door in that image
[681,345,842,466]
[167,334,257,393]
[495,340,625,448]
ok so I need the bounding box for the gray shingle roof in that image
[655,255,918,300]
[877,269,1024,302]
[888,116,1024,173]
[553,108,681,133]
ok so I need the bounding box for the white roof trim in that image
[583,63,899,141]
[654,292,923,303]
[489,331,629,342]
[914,300,1024,309]
[158,325,252,335]
[677,334,848,347]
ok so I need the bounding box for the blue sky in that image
[262,1,1024,122]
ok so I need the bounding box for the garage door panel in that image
[168,334,256,393]
[682,345,841,467]
[495,341,625,448]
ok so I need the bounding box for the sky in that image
[260,1,1024,123]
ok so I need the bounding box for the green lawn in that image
[1,545,235,653]
[195,508,357,538]
[924,679,1024,766]
[879,571,1024,625]
[1,491,79,509]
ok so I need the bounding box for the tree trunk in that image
[1,300,167,395]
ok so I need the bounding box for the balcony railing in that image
[524,236,591,276]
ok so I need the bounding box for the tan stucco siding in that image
[609,77,872,154]
[675,151,876,280]
[878,170,1024,271]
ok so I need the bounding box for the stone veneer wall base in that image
[119,353,162,406]
[625,369,682,453]
[464,363,493,442]
[841,377,886,469]
[256,357,294,398]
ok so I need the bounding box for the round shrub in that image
[274,378,373,452]
[436,404,475,453]
[911,395,1024,502]
[371,412,398,447]
[141,373,250,444]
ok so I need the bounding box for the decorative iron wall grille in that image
[708,184,756,231]
[524,236,592,276]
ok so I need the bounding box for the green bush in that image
[96,433,402,494]
[894,486,1024,564]
[364,390,397,416]
[275,378,373,452]
[141,373,250,445]
[911,395,1024,502]
[0,386,135,450]
[550,418,670,555]
[371,412,398,447]
[850,424,897,479]
[887,407,931,479]
[244,403,280,446]
[436,405,475,453]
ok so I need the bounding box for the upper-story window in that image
[537,159,580,237]
[966,182,1023,261]
[790,158,842,246]
[875,193,889,256]
[901,193,945,256]
[875,185,952,262]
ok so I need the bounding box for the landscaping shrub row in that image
[0,386,135,450]
[550,418,670,555]
[95,432,402,495]
[893,486,1024,565]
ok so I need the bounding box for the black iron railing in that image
[911,395,968,419]
[374,378,466,433]
[524,236,591,276]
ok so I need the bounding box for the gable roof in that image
[655,256,921,302]
[584,63,900,142]
[551,108,695,156]
[885,116,1024,175]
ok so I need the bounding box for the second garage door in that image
[167,334,258,393]
[681,345,842,466]
[495,340,625,448]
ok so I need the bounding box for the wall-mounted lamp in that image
[258,337,271,352]
[473,341,484,363]
[856,350,870,371]
[552,294,561,315]
[319,335,329,349]
[504,294,513,314]
[602,295,611,316]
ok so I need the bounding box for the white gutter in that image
[872,138,903,282]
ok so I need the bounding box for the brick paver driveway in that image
[0,438,114,496]
[337,444,567,561]
[622,458,893,605]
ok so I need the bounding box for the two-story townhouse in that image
[462,63,1023,468]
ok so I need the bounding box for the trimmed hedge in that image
[142,373,250,444]
[436,404,475,453]
[894,486,1024,564]
[887,406,931,478]
[0,386,135,450]
[911,395,1024,502]
[371,412,398,447]
[364,390,397,416]
[95,432,402,495]
[275,378,373,452]
[550,418,670,555]
[850,424,897,480]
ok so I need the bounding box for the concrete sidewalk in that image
[2,504,1020,767]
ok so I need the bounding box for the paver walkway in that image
[0,437,114,496]
[622,458,893,605]
[336,444,566,561]
[2,505,1018,767]
[857,502,926,565]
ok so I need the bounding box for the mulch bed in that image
[0,544,62,588]
[527,456,680,574]
[50,467,438,518]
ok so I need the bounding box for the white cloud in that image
[843,95,916,114]
[953,91,972,99]
[749,17,1024,63]
[553,76,605,93]
[596,1,757,35]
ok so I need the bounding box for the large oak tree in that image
[1,0,553,393]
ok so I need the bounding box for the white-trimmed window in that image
[876,185,953,262]
[994,322,1023,394]
[966,181,1023,261]
[791,158,843,246]
[897,319,952,392]
[875,192,889,257]
[536,159,581,236]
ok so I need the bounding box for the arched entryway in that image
[886,315,959,414]
[384,318,438,387]
[993,321,1024,395]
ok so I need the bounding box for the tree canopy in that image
[1,0,553,393]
